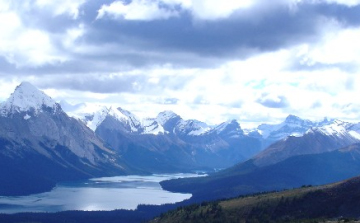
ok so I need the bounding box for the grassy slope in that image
[153,175,360,223]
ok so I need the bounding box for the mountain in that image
[161,143,360,201]
[0,82,135,196]
[69,105,262,172]
[253,119,360,167]
[160,119,360,200]
[247,114,333,148]
[154,175,360,223]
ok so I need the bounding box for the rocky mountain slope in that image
[247,114,333,148]
[253,119,360,167]
[0,82,135,195]
[87,107,261,172]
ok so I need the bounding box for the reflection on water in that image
[0,173,203,214]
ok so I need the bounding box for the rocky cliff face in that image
[0,82,135,196]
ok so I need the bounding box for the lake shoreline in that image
[0,173,204,214]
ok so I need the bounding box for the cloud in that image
[95,0,360,23]
[35,0,86,19]
[300,27,360,66]
[179,0,255,20]
[257,93,289,108]
[1,0,360,128]
[33,70,193,95]
[96,0,256,21]
[0,0,88,67]
[0,11,65,67]
[97,0,179,20]
[322,0,360,7]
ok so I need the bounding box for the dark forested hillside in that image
[153,175,360,223]
[161,143,360,201]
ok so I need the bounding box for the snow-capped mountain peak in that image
[308,119,351,137]
[156,110,180,126]
[141,118,165,135]
[82,106,110,131]
[114,107,142,132]
[284,114,312,125]
[256,115,333,140]
[176,119,211,136]
[0,82,57,116]
[212,119,244,138]
[82,106,142,132]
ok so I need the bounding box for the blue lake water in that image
[0,173,202,214]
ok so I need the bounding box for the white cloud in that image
[0,11,65,67]
[62,24,86,50]
[304,28,360,65]
[35,0,86,19]
[293,0,360,7]
[323,0,360,6]
[183,0,255,20]
[97,0,358,22]
[97,0,179,20]
[0,0,87,67]
[97,0,260,21]
[1,0,360,128]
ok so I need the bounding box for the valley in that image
[1,1,360,222]
[0,174,198,214]
[1,82,360,222]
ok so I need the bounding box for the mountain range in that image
[2,82,360,198]
[60,97,342,172]
[2,82,360,223]
[63,103,264,172]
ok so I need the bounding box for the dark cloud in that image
[160,98,179,104]
[59,100,86,112]
[345,76,355,90]
[311,101,322,109]
[1,0,359,77]
[34,73,192,94]
[288,61,359,73]
[192,96,209,105]
[75,1,360,69]
[257,94,289,108]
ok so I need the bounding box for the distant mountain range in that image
[61,103,263,172]
[60,96,346,172]
[2,82,360,197]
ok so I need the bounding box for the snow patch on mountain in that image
[348,130,360,140]
[84,106,110,131]
[117,107,142,132]
[307,120,351,137]
[142,118,165,135]
[0,82,57,116]
[156,110,180,126]
[176,120,210,136]
[254,115,333,140]
[212,120,244,138]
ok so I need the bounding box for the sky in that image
[0,0,360,128]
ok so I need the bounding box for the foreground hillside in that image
[153,175,360,223]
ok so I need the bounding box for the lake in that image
[0,173,203,214]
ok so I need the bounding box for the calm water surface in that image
[0,173,203,214]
